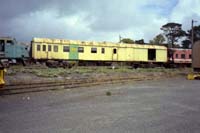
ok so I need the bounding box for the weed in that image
[106,91,112,96]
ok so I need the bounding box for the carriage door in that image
[47,45,52,59]
[69,44,78,60]
[112,48,118,61]
[148,49,156,61]
[42,44,48,59]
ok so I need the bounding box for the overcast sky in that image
[0,0,200,43]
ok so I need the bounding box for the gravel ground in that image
[4,66,191,85]
[1,77,200,133]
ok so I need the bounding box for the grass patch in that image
[106,91,112,96]
[24,68,64,77]
[7,65,192,77]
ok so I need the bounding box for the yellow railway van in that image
[31,38,167,66]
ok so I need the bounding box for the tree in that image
[182,40,191,49]
[120,38,134,44]
[149,34,165,45]
[181,25,200,49]
[189,25,200,42]
[135,39,145,44]
[161,22,186,48]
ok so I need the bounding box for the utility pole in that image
[191,19,197,69]
[191,19,197,47]
[192,20,194,47]
[119,35,122,43]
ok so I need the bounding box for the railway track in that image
[0,76,154,95]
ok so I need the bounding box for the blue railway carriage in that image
[0,37,29,66]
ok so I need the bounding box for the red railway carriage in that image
[168,48,192,67]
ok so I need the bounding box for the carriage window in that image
[113,49,117,54]
[101,48,105,54]
[176,54,178,58]
[78,47,84,53]
[6,40,13,45]
[0,40,5,45]
[91,48,97,53]
[48,45,51,51]
[54,45,58,52]
[37,45,41,51]
[42,45,46,51]
[0,40,5,52]
[189,54,192,59]
[181,54,185,59]
[63,46,70,52]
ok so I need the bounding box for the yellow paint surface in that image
[0,69,5,86]
[32,38,167,62]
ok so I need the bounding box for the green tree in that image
[182,40,191,49]
[149,34,165,45]
[135,39,145,44]
[182,25,200,48]
[188,25,200,42]
[120,38,134,44]
[161,22,186,48]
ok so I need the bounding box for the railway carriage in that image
[0,37,191,68]
[31,38,168,67]
[167,48,192,67]
[0,37,29,66]
[172,48,191,66]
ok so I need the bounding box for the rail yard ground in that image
[0,65,193,94]
[5,65,192,85]
[1,74,200,132]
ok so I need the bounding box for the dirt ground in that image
[4,65,192,85]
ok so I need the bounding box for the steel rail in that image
[0,76,153,95]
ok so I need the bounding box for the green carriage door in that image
[69,44,79,60]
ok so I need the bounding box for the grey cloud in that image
[0,0,90,20]
[181,14,200,31]
[86,2,133,31]
[0,0,186,43]
[0,0,43,20]
[0,0,92,40]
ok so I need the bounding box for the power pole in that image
[191,19,197,47]
[119,35,122,43]
[192,20,194,47]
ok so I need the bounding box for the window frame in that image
[63,46,70,52]
[48,45,52,52]
[53,45,58,52]
[101,48,105,54]
[175,54,178,58]
[189,54,192,59]
[181,54,185,59]
[6,40,14,45]
[78,47,84,53]
[37,44,41,51]
[42,45,46,52]
[113,48,117,54]
[91,47,97,53]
